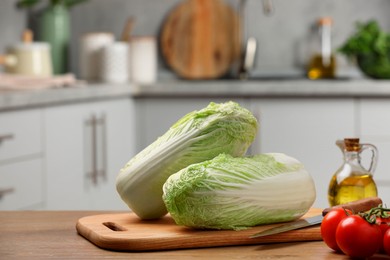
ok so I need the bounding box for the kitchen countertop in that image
[0,83,134,112]
[1,78,390,112]
[0,210,370,259]
[132,78,390,98]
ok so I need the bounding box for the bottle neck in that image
[344,150,360,163]
[320,24,332,66]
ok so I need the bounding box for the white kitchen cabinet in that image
[44,98,135,210]
[0,159,43,210]
[359,98,390,205]
[133,98,251,152]
[248,98,356,208]
[0,109,43,162]
[134,97,356,208]
[0,109,44,210]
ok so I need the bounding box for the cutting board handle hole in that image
[102,222,127,232]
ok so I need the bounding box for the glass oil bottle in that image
[328,138,378,207]
[307,17,336,79]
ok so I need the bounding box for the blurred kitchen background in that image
[1,0,390,212]
[1,0,390,78]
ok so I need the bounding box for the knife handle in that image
[322,197,383,216]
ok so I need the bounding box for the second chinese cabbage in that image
[163,153,316,230]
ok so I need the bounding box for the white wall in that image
[1,0,390,77]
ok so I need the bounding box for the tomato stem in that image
[359,204,390,224]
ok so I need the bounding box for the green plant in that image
[17,0,87,8]
[338,20,390,79]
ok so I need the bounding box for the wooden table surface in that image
[0,211,388,259]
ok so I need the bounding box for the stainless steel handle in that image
[93,113,107,183]
[92,114,98,185]
[85,114,98,185]
[97,113,107,182]
[0,187,14,200]
[0,133,14,144]
[85,113,107,186]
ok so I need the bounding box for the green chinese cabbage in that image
[116,101,258,219]
[162,153,316,230]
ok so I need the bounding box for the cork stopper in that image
[22,29,33,43]
[344,138,360,152]
[318,17,333,26]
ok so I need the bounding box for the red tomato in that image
[320,208,351,251]
[336,215,382,258]
[384,228,390,256]
[377,216,390,252]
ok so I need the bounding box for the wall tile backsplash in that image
[1,0,389,78]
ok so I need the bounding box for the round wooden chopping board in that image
[160,0,241,79]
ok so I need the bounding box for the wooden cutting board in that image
[160,0,241,79]
[76,208,323,251]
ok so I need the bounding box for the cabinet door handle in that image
[91,114,98,185]
[0,187,14,200]
[85,114,98,185]
[98,113,107,182]
[85,113,107,186]
[0,133,14,144]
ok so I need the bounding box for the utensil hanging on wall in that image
[239,37,257,79]
[262,0,274,16]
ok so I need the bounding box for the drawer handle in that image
[0,187,14,200]
[0,133,13,144]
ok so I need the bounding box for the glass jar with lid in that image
[307,17,336,79]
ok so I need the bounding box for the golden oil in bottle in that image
[328,174,378,207]
[307,17,336,79]
[307,54,336,79]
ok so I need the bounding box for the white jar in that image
[129,36,157,84]
[79,32,114,81]
[101,42,129,83]
[3,42,53,77]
